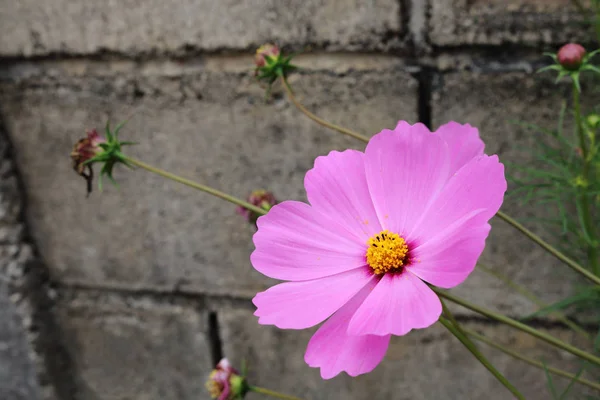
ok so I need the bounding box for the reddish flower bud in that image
[70,129,106,194]
[557,43,586,71]
[206,358,247,400]
[254,44,280,68]
[237,190,277,223]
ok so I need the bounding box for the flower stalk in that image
[434,288,600,366]
[122,156,266,216]
[465,328,600,392]
[477,263,592,341]
[281,78,371,142]
[572,82,600,276]
[438,317,526,400]
[496,211,600,285]
[249,386,304,400]
[440,299,527,399]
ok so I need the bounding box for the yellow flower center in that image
[205,371,223,399]
[366,230,409,275]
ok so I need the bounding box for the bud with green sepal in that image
[254,44,298,92]
[237,189,277,225]
[71,120,136,195]
[206,358,249,400]
[539,43,600,93]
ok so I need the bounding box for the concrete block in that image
[0,57,419,298]
[0,0,402,57]
[431,0,591,46]
[0,282,42,400]
[55,290,212,400]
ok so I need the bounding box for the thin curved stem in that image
[439,317,526,399]
[123,156,266,215]
[281,77,371,143]
[477,263,592,341]
[434,288,600,366]
[465,328,600,392]
[573,83,600,276]
[250,386,304,400]
[441,297,467,336]
[496,211,600,286]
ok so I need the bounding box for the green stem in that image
[465,328,600,392]
[281,77,371,143]
[573,84,600,276]
[439,317,526,400]
[434,288,600,366]
[122,156,266,216]
[440,297,467,336]
[496,211,600,285]
[596,1,600,45]
[250,386,304,400]
[477,263,592,341]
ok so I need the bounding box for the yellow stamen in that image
[205,371,222,399]
[366,230,408,274]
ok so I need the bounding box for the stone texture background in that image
[0,0,598,399]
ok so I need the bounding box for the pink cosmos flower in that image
[250,121,506,379]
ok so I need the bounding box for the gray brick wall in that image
[0,1,596,399]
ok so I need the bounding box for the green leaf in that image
[241,358,248,377]
[507,164,568,181]
[113,120,128,139]
[543,361,559,399]
[538,65,560,74]
[559,364,586,400]
[509,119,573,148]
[105,120,114,141]
[555,70,570,84]
[522,287,600,320]
[586,48,600,61]
[575,198,596,245]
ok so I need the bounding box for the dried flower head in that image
[70,129,106,195]
[70,121,136,196]
[205,359,247,400]
[237,190,277,223]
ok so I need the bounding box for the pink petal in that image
[409,154,506,242]
[251,201,367,281]
[305,150,382,241]
[409,216,490,288]
[347,271,441,336]
[434,122,485,174]
[218,381,231,400]
[253,267,375,329]
[407,155,506,288]
[364,121,451,236]
[304,281,390,379]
